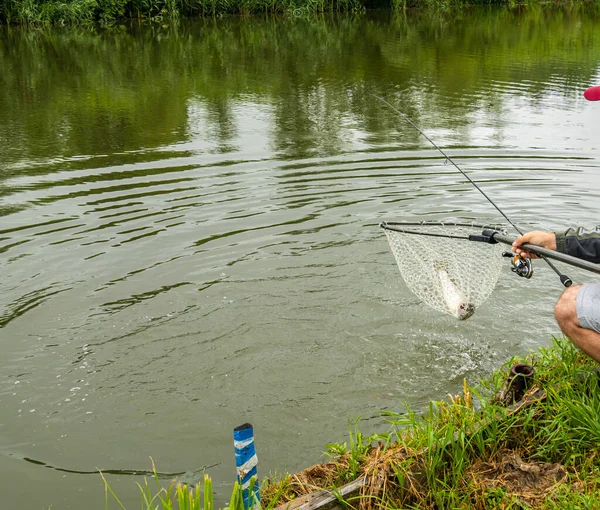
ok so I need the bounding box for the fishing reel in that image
[502,252,534,279]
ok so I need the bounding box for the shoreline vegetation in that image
[1,0,596,25]
[104,337,600,509]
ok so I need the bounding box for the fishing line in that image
[373,94,572,287]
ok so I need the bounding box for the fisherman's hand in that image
[512,231,557,259]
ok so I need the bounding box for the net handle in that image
[379,221,501,241]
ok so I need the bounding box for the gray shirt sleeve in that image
[554,226,600,263]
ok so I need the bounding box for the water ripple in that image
[1,13,600,508]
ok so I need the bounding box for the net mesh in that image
[382,222,506,320]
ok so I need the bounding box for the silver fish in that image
[437,268,475,320]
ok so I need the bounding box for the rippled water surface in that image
[2,6,600,508]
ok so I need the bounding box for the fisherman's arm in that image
[512,226,600,263]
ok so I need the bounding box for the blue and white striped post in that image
[233,423,260,509]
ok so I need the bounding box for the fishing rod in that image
[470,228,600,276]
[373,94,573,287]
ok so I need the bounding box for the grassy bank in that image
[1,0,363,24]
[105,337,600,509]
[1,0,589,25]
[262,337,600,508]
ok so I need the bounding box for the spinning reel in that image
[502,252,534,279]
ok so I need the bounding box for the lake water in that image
[1,6,600,508]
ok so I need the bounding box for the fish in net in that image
[381,222,506,320]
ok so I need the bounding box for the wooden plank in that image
[275,477,366,510]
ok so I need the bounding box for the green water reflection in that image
[1,5,599,173]
[1,6,600,510]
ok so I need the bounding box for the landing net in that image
[381,222,506,320]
